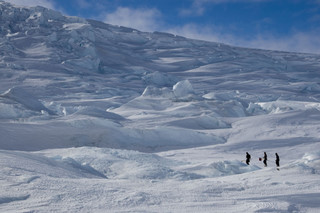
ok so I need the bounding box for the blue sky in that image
[7,0,320,54]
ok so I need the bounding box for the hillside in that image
[1,2,320,212]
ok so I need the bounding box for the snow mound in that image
[42,147,182,180]
[248,100,320,115]
[209,160,260,176]
[173,80,195,100]
[256,101,293,114]
[0,87,55,115]
[296,152,320,174]
[62,57,101,72]
[0,103,37,119]
[116,126,226,152]
[73,106,126,121]
[214,100,247,117]
[0,116,225,152]
[166,115,230,130]
[246,102,266,115]
[142,80,198,101]
[203,90,241,101]
[0,150,103,179]
[141,86,174,98]
[142,71,177,87]
[182,160,260,178]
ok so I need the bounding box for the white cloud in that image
[102,5,320,54]
[103,7,162,32]
[77,0,91,9]
[180,0,271,16]
[179,1,206,16]
[193,0,270,4]
[175,0,320,53]
[168,23,320,54]
[6,0,55,9]
[242,31,320,54]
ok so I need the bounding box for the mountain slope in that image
[1,1,319,152]
[1,2,320,212]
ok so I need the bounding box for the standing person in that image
[263,152,267,167]
[246,152,251,165]
[275,153,280,168]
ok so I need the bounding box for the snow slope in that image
[1,1,320,212]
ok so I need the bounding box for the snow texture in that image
[1,1,320,212]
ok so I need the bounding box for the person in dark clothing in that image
[246,152,251,165]
[275,153,280,167]
[263,152,267,167]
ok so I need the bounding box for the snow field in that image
[1,2,320,212]
[1,147,320,212]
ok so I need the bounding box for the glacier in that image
[1,1,320,212]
